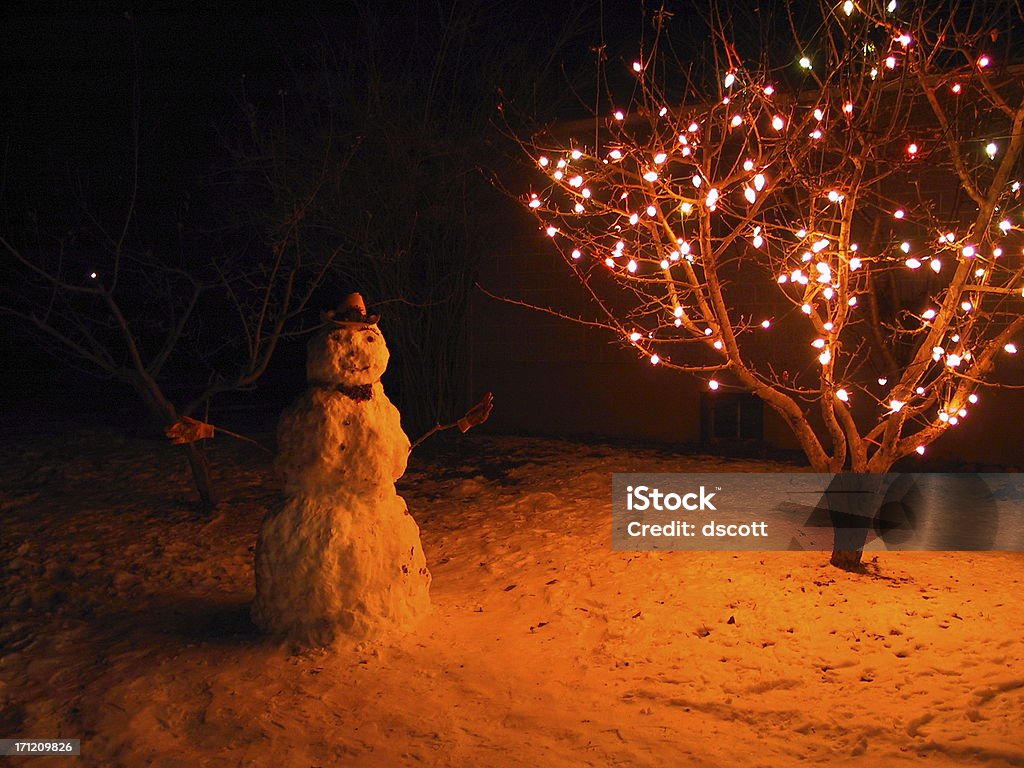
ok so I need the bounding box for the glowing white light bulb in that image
[570,149,582,160]
[692,174,702,188]
[1005,342,1018,354]
[986,142,998,158]
[644,171,659,182]
[843,0,854,15]
[709,379,720,391]
[614,110,625,121]
[916,445,925,455]
[922,309,936,320]
[799,56,812,69]
[771,115,785,130]
[650,354,660,364]
[894,209,905,219]
[906,258,921,269]
[930,259,942,273]
[627,259,638,273]
[849,257,862,270]
[538,156,549,167]
[571,249,582,259]
[761,319,771,329]
[654,152,668,164]
[836,388,849,402]
[754,173,766,191]
[889,399,905,413]
[724,72,736,88]
[968,393,979,404]
[633,61,643,73]
[545,226,557,237]
[629,332,642,342]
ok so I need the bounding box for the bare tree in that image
[513,0,1024,568]
[235,0,592,434]
[1,60,342,513]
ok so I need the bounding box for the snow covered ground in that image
[1,426,1022,767]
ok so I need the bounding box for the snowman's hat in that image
[321,293,380,326]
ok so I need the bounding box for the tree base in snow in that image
[830,549,865,572]
[252,492,431,646]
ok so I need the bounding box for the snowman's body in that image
[252,321,431,645]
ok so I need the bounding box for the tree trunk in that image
[824,473,879,572]
[134,380,219,514]
[182,441,218,514]
[830,548,865,571]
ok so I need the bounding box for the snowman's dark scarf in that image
[310,381,374,402]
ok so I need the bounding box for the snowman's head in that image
[306,323,390,385]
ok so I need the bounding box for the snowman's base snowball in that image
[252,491,431,646]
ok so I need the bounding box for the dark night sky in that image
[0,3,623,415]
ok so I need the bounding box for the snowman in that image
[252,294,431,645]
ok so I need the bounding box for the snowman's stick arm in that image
[409,392,494,452]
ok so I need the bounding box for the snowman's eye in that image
[365,333,377,343]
